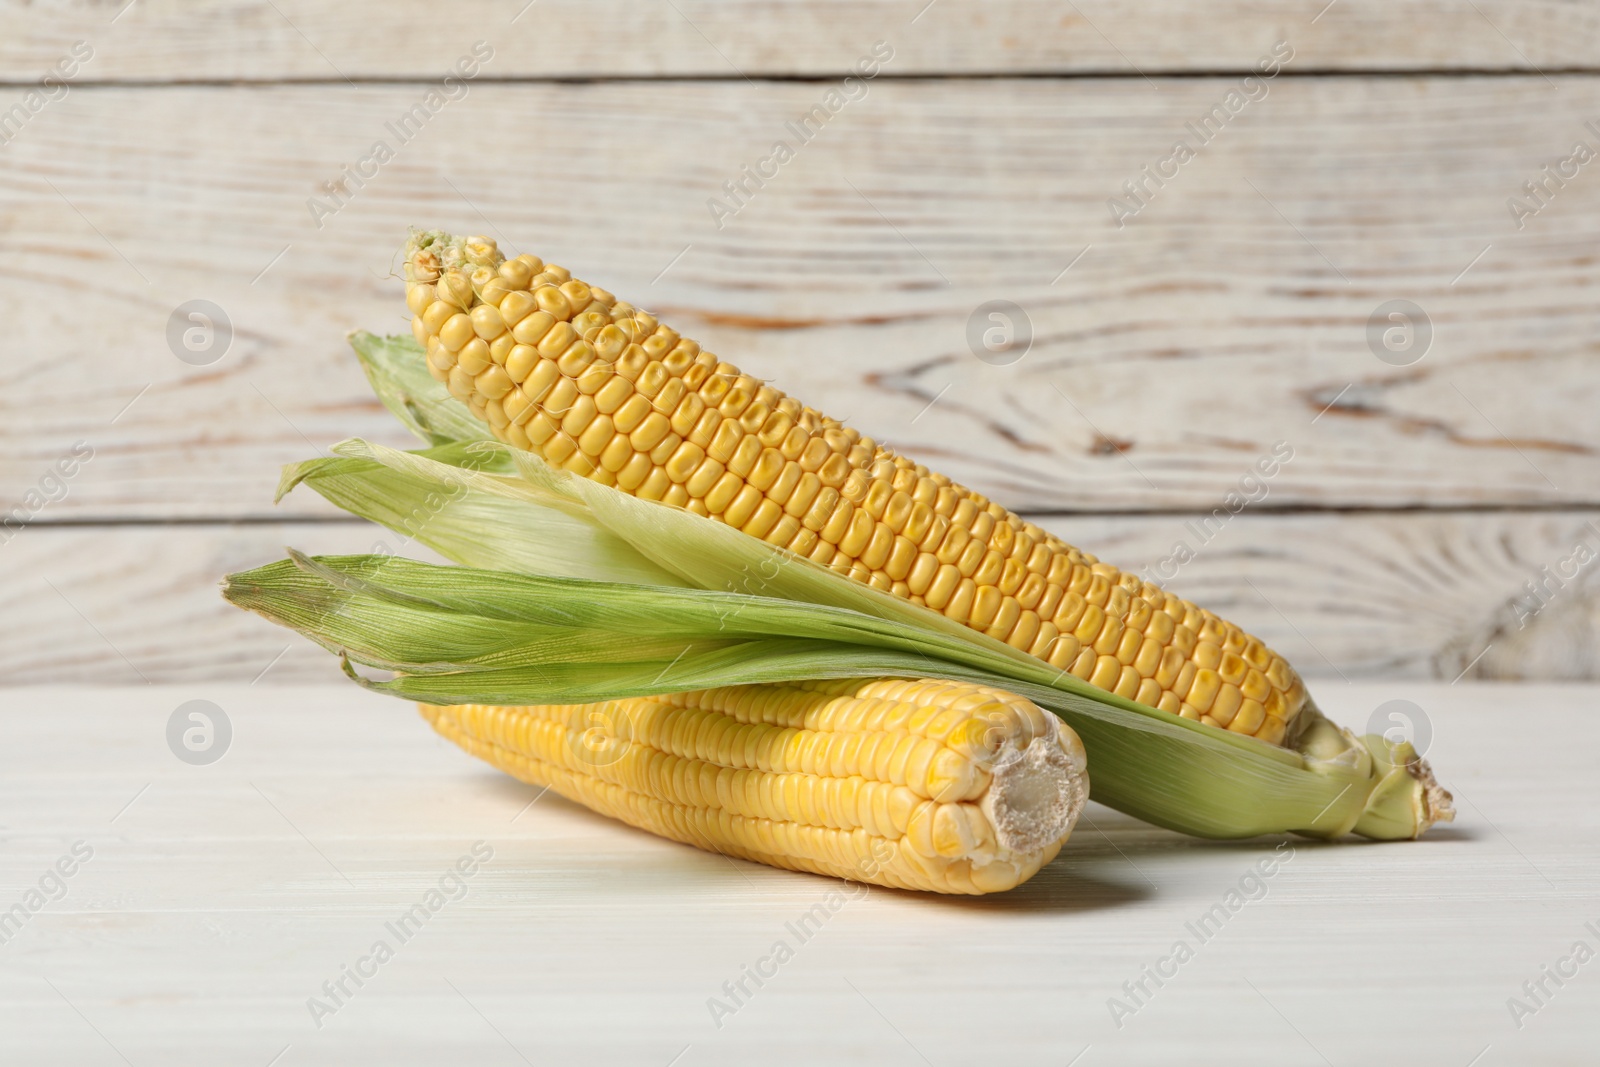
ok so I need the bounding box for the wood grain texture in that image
[5,511,1596,685]
[0,681,1594,1065]
[2,78,1597,519]
[2,1,1597,80]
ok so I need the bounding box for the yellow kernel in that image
[1188,668,1221,712]
[560,280,593,314]
[861,523,895,570]
[837,509,876,558]
[802,487,840,532]
[543,377,579,417]
[1231,698,1267,734]
[984,595,1023,641]
[1210,684,1243,726]
[612,393,652,434]
[470,303,506,341]
[597,432,633,472]
[406,283,435,316]
[502,421,531,449]
[512,310,556,346]
[1089,654,1123,690]
[969,585,1003,629]
[746,448,785,491]
[456,337,492,376]
[558,339,598,378]
[688,408,722,450]
[741,499,784,539]
[707,419,743,464]
[538,321,577,361]
[534,285,572,319]
[436,271,473,309]
[883,537,921,579]
[524,412,557,445]
[1045,633,1081,668]
[785,473,823,518]
[421,299,456,335]
[1069,603,1104,645]
[944,578,976,622]
[1094,616,1125,656]
[446,365,475,399]
[520,360,560,405]
[1008,610,1041,651]
[502,387,532,424]
[907,553,940,596]
[475,365,513,400]
[592,375,633,415]
[768,461,803,503]
[497,259,533,289]
[488,333,515,366]
[561,394,598,437]
[670,393,706,437]
[686,457,726,498]
[577,414,614,457]
[498,290,538,327]
[593,324,628,362]
[616,453,653,491]
[439,313,475,352]
[630,412,673,452]
[704,472,742,514]
[666,441,706,482]
[972,550,1004,589]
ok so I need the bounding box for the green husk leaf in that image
[349,329,494,445]
[225,552,1443,840]
[277,440,684,588]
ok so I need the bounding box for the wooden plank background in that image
[1,3,1596,683]
[3,1,1597,78]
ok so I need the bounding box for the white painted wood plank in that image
[0,681,1594,1065]
[3,511,1595,685]
[3,78,1597,519]
[2,1,1594,80]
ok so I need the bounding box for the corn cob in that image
[404,231,1306,746]
[423,677,1088,894]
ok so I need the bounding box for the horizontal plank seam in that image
[5,68,1598,90]
[15,502,1600,529]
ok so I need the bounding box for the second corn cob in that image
[405,230,1306,746]
[424,677,1088,894]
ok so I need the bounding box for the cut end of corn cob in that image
[422,677,1089,894]
[401,228,1313,749]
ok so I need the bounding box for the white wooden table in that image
[2,681,1593,1065]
